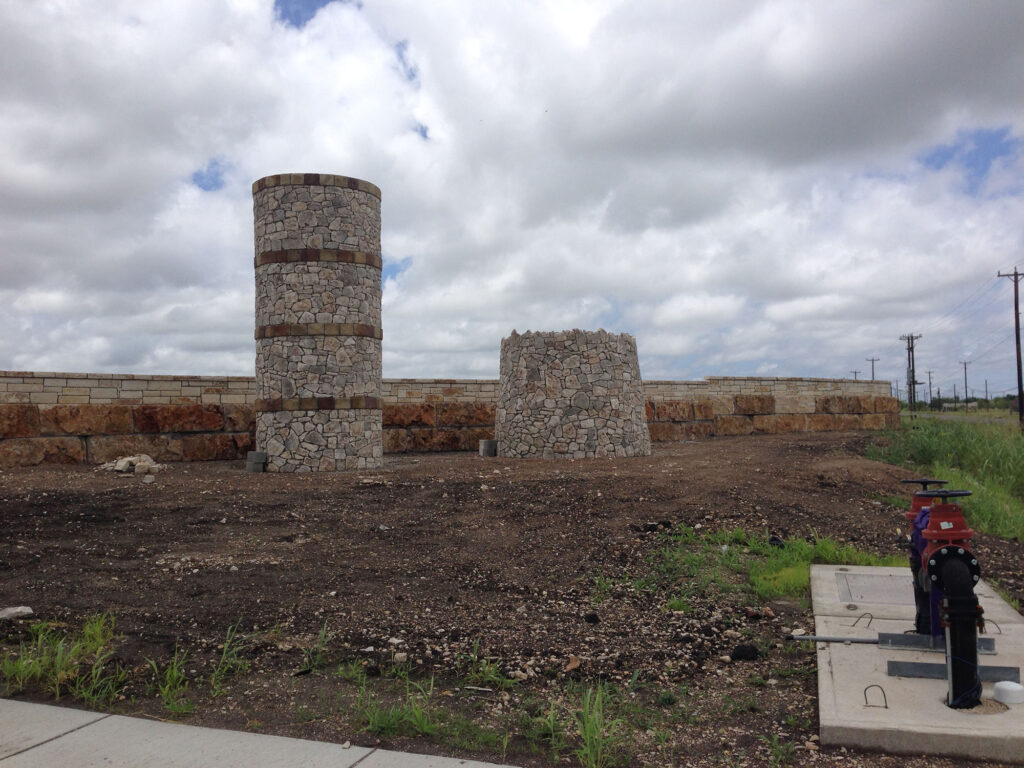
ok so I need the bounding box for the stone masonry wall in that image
[496,330,652,459]
[0,371,898,466]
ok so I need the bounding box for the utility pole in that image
[926,371,934,403]
[997,267,1023,430]
[866,357,879,380]
[961,361,970,413]
[900,334,921,412]
[850,370,860,380]
[985,379,988,402]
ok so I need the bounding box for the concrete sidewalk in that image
[0,699,517,767]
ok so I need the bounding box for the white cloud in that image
[0,0,1022,401]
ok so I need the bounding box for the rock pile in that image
[98,454,164,475]
[496,329,651,459]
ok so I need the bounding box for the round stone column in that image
[253,173,383,472]
[496,329,651,459]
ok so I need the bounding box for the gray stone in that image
[478,440,497,457]
[0,606,33,621]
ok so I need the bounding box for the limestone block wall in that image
[495,330,651,459]
[253,174,383,472]
[0,371,899,466]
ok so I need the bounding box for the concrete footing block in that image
[478,440,497,457]
[245,451,267,472]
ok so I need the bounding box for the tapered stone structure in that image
[496,329,651,458]
[253,173,383,471]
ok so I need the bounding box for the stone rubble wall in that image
[0,371,899,466]
[495,330,652,459]
[253,174,383,472]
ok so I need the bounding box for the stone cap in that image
[252,173,381,199]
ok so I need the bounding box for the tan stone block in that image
[835,414,864,430]
[0,437,84,468]
[693,399,714,420]
[383,403,435,427]
[222,404,256,433]
[654,400,694,422]
[38,405,133,436]
[133,404,225,433]
[860,413,886,430]
[734,394,775,415]
[773,394,816,414]
[411,428,461,452]
[86,435,183,464]
[753,414,806,433]
[182,433,249,461]
[710,394,734,415]
[648,422,684,442]
[382,428,412,453]
[806,414,836,431]
[874,396,901,414]
[885,413,902,429]
[0,404,40,438]
[682,421,714,439]
[436,403,495,427]
[713,415,753,436]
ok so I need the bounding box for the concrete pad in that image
[0,699,108,759]
[812,565,1024,764]
[0,705,375,768]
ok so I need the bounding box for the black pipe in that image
[941,557,981,709]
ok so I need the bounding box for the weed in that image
[525,703,567,760]
[298,621,332,674]
[461,642,517,690]
[337,659,368,685]
[760,733,796,767]
[210,621,249,696]
[147,645,194,715]
[724,693,762,715]
[574,684,626,768]
[591,571,612,604]
[782,713,811,729]
[0,615,121,704]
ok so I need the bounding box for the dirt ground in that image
[1,432,1022,767]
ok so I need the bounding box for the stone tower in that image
[252,173,383,471]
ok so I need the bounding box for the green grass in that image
[573,684,627,768]
[147,645,194,715]
[209,621,250,696]
[867,419,1024,540]
[0,614,125,707]
[643,525,901,607]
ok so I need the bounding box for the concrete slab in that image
[812,565,1024,764]
[0,699,108,759]
[810,564,1024,628]
[0,704,375,768]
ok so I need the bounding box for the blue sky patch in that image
[191,158,228,191]
[921,126,1020,194]
[383,257,412,282]
[274,0,359,28]
[394,40,418,82]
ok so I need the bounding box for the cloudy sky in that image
[2,0,1022,401]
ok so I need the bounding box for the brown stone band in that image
[255,396,382,412]
[252,174,381,199]
[254,249,382,270]
[255,323,382,340]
